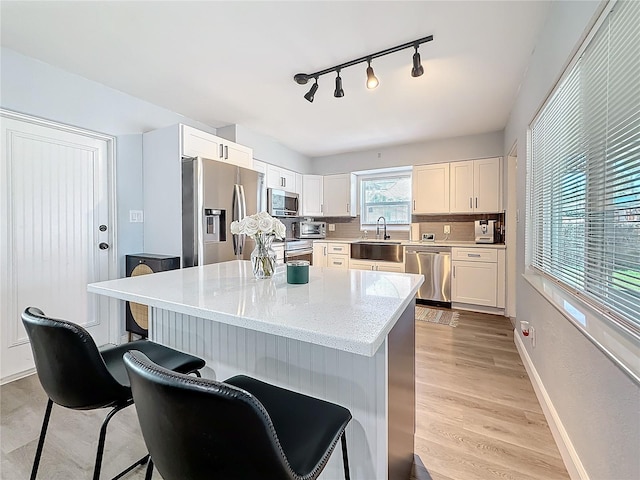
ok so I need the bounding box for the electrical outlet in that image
[328,224,336,231]
[444,225,451,234]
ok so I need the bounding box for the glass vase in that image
[250,233,277,279]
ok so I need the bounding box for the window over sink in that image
[359,172,411,231]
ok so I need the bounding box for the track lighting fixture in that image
[366,59,379,90]
[334,70,344,98]
[294,34,433,102]
[304,78,318,103]
[411,44,424,78]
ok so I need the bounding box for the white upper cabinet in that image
[302,175,324,217]
[450,157,501,213]
[181,125,252,170]
[266,164,296,191]
[412,163,450,214]
[474,157,502,213]
[323,174,357,217]
[294,173,303,196]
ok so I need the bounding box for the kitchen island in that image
[88,260,423,479]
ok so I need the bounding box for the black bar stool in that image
[21,307,206,480]
[123,350,352,480]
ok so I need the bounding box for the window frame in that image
[358,171,412,232]
[525,0,640,383]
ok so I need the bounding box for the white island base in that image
[88,261,422,479]
[151,303,415,479]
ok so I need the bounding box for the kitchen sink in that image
[350,242,403,263]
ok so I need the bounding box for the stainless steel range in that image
[284,239,314,265]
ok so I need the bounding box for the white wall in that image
[503,2,640,479]
[218,124,312,173]
[310,131,503,174]
[0,47,219,335]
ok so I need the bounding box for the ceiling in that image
[0,1,552,158]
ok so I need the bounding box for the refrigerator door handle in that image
[232,184,247,255]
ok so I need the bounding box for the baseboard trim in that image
[1,367,36,385]
[514,334,589,480]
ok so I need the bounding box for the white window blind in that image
[528,0,640,332]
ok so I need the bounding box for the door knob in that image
[99,242,109,250]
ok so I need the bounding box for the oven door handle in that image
[285,248,314,257]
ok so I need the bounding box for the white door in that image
[0,111,116,383]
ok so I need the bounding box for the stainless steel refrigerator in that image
[182,157,265,267]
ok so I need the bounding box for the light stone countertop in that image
[318,238,507,249]
[88,260,424,357]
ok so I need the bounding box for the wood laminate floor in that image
[411,309,569,480]
[1,310,568,479]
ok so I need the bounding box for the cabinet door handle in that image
[453,265,456,278]
[413,200,416,211]
[475,197,478,208]
[320,204,323,213]
[324,247,327,256]
[219,144,224,159]
[468,253,481,257]
[284,177,287,188]
[346,203,349,213]
[469,197,472,209]
[224,145,229,159]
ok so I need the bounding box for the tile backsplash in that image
[320,213,504,242]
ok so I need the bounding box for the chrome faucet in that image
[376,216,390,240]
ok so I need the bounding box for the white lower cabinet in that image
[349,259,405,273]
[451,247,504,308]
[314,242,350,269]
[313,242,328,267]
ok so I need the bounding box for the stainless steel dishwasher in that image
[405,246,451,305]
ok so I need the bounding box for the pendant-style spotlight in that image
[366,59,379,90]
[411,44,424,77]
[304,78,319,103]
[334,70,344,98]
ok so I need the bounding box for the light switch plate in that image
[129,210,144,223]
[328,224,336,231]
[422,233,435,242]
[444,225,451,234]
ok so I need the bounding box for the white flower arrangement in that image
[230,211,286,240]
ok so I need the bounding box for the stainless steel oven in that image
[284,239,314,265]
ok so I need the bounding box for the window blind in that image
[528,0,640,332]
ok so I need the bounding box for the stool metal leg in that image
[144,458,154,480]
[30,398,53,480]
[341,432,350,480]
[92,401,135,480]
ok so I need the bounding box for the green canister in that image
[287,260,310,284]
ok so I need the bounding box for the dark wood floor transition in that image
[1,309,568,479]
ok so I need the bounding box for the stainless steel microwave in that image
[293,221,326,239]
[267,188,299,217]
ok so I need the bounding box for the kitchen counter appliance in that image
[475,219,497,244]
[405,246,451,306]
[293,221,326,239]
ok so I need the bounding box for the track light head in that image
[334,70,344,98]
[366,60,379,90]
[411,46,424,77]
[304,79,319,102]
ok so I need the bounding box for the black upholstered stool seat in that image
[225,375,352,478]
[123,351,352,480]
[21,306,206,480]
[100,340,204,387]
